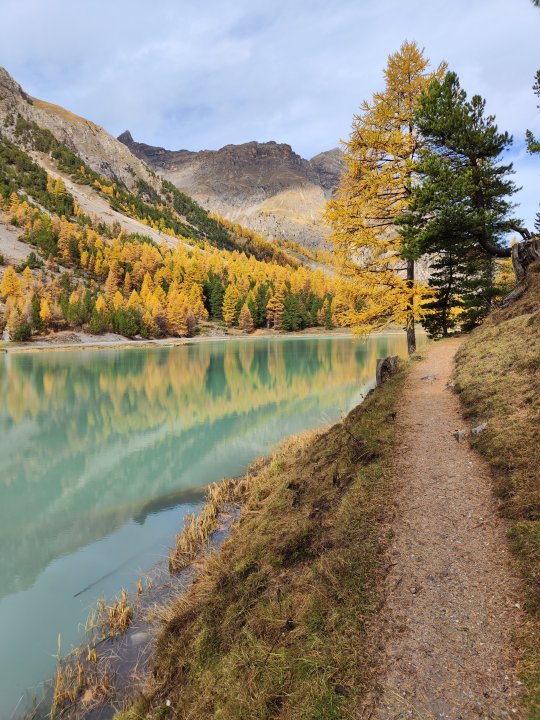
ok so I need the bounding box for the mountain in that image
[0,65,343,250]
[0,66,307,273]
[0,67,157,192]
[118,132,344,249]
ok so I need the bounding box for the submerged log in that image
[376,355,399,386]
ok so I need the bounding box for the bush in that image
[24,218,57,257]
[111,307,143,338]
[89,309,110,334]
[16,251,44,272]
[11,321,32,342]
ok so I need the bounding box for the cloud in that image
[1,0,539,225]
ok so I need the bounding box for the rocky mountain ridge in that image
[118,132,344,249]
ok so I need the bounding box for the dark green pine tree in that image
[30,292,44,333]
[421,246,465,338]
[399,71,522,336]
[203,271,225,320]
[282,293,309,331]
[250,283,270,327]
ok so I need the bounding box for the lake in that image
[0,333,420,716]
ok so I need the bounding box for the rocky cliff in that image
[119,132,344,249]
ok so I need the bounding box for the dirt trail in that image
[372,338,524,720]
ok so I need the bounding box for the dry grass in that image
[32,97,101,129]
[114,369,406,720]
[50,637,111,718]
[88,588,134,639]
[169,479,241,573]
[454,262,540,718]
[49,586,134,716]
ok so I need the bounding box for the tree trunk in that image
[406,258,416,355]
[501,236,540,307]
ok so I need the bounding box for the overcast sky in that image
[1,0,539,227]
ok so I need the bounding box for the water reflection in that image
[0,336,410,598]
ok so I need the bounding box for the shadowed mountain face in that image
[118,131,344,249]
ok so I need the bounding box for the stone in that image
[472,422,488,435]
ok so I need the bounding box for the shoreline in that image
[0,327,362,355]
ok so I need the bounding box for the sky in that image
[1,0,539,228]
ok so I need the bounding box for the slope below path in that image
[372,338,524,720]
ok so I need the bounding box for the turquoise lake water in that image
[0,333,421,716]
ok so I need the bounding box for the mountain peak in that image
[0,66,31,103]
[117,130,134,145]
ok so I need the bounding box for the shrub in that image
[11,321,32,342]
[111,307,143,338]
[16,251,44,271]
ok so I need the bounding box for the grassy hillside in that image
[112,369,407,720]
[454,263,540,716]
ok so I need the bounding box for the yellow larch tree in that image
[167,288,189,336]
[53,177,67,196]
[39,297,52,325]
[239,302,254,333]
[326,41,445,354]
[140,272,155,302]
[123,271,132,297]
[127,290,143,311]
[113,291,125,311]
[222,284,240,327]
[104,260,120,299]
[1,266,23,300]
[21,267,34,294]
[266,284,285,330]
[95,295,108,314]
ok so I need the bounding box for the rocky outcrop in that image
[309,148,345,192]
[0,67,157,192]
[119,132,344,249]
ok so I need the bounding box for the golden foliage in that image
[326,41,446,335]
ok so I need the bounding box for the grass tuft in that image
[50,636,111,718]
[88,588,134,639]
[168,479,241,573]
